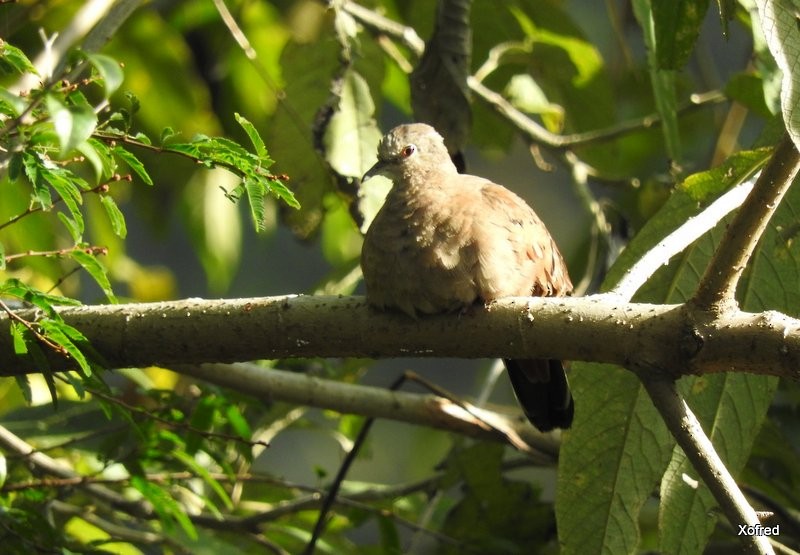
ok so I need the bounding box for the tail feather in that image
[504,358,574,432]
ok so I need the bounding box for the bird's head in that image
[362,123,456,182]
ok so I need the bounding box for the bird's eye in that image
[400,145,416,158]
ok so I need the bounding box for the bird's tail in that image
[504,358,574,432]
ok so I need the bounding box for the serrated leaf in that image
[22,152,52,209]
[244,177,266,232]
[10,321,27,354]
[38,319,91,377]
[113,146,153,185]
[235,112,267,158]
[100,195,127,238]
[42,167,85,236]
[70,248,116,303]
[86,53,124,97]
[13,375,32,404]
[45,95,98,155]
[0,42,37,75]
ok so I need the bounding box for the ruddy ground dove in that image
[360,123,574,432]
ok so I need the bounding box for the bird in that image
[360,123,574,432]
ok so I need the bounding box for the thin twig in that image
[639,376,773,555]
[692,135,800,312]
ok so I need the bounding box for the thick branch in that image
[692,135,800,311]
[0,295,798,380]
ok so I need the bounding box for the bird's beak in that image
[362,159,388,182]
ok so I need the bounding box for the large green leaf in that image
[266,37,340,238]
[558,148,775,554]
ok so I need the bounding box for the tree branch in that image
[639,377,773,555]
[180,362,560,460]
[1,295,798,379]
[692,135,800,311]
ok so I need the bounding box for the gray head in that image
[362,123,457,182]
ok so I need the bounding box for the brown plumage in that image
[360,123,574,432]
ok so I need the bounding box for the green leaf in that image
[100,195,127,238]
[235,112,267,158]
[632,0,682,163]
[0,88,28,116]
[224,404,252,441]
[13,375,32,404]
[38,319,91,376]
[45,95,98,155]
[0,42,37,74]
[57,212,82,243]
[652,0,711,70]
[505,73,564,131]
[42,166,85,236]
[324,69,383,179]
[22,151,52,209]
[267,38,339,237]
[70,248,116,303]
[559,148,773,555]
[80,138,116,181]
[10,321,28,355]
[441,444,554,553]
[131,475,197,540]
[756,0,800,146]
[725,72,774,118]
[113,146,153,185]
[172,449,234,512]
[186,396,217,455]
[244,177,266,232]
[86,53,124,97]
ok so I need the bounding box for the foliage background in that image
[0,0,798,554]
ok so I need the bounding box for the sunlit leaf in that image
[45,95,98,155]
[86,53,124,97]
[38,319,91,377]
[244,176,266,232]
[113,146,153,185]
[235,112,267,158]
[70,248,116,303]
[0,42,37,74]
[0,88,27,116]
[100,195,127,238]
